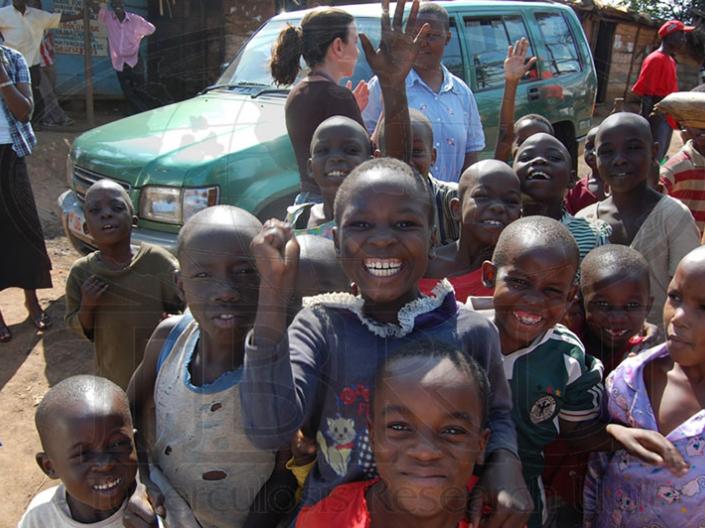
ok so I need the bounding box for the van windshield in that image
[217,16,381,92]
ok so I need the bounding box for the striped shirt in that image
[503,324,603,527]
[0,45,35,157]
[561,211,611,262]
[661,140,705,234]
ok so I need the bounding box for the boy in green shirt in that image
[65,180,182,389]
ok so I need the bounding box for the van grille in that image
[73,166,131,202]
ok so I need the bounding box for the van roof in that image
[272,1,564,21]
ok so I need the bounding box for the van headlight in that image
[140,186,219,224]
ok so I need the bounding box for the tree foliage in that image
[619,0,705,23]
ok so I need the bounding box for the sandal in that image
[31,312,52,331]
[0,324,11,343]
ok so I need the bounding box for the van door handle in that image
[528,87,540,101]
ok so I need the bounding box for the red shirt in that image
[297,478,476,528]
[564,176,600,216]
[419,269,492,303]
[631,50,678,97]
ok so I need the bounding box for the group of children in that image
[18,1,705,527]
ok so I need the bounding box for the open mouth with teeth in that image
[364,258,402,278]
[101,224,118,231]
[324,169,349,181]
[479,219,505,228]
[513,310,544,326]
[526,170,551,181]
[92,477,121,492]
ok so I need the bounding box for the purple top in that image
[584,345,705,527]
[98,7,155,71]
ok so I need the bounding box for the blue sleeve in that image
[241,307,328,449]
[482,323,519,456]
[464,87,485,153]
[361,76,383,134]
[12,50,30,85]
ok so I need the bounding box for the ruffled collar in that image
[302,279,456,338]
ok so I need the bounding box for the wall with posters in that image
[0,0,149,97]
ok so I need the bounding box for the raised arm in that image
[494,38,536,162]
[360,0,429,163]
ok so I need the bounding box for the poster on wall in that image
[52,0,108,56]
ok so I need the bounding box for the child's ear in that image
[444,31,451,46]
[307,158,313,178]
[132,215,138,228]
[449,196,461,222]
[332,226,340,255]
[431,147,437,165]
[568,169,577,188]
[475,427,491,465]
[82,221,90,235]
[481,261,497,289]
[651,141,660,162]
[36,452,58,479]
[175,270,185,301]
[373,148,382,158]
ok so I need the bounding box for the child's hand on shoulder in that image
[251,219,300,293]
[606,423,689,476]
[123,480,165,528]
[80,275,108,308]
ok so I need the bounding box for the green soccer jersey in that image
[503,324,604,527]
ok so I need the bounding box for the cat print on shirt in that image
[317,415,356,477]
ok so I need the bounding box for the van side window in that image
[534,12,581,76]
[443,18,464,81]
[463,16,535,90]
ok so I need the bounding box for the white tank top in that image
[152,313,275,528]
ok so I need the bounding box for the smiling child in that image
[126,206,280,527]
[19,375,137,527]
[482,216,604,527]
[580,245,653,374]
[513,133,610,262]
[584,246,705,527]
[296,341,490,527]
[419,159,522,301]
[64,180,182,389]
[286,116,373,239]
[577,112,700,325]
[244,157,531,524]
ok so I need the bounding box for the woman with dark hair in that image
[0,43,52,342]
[271,7,366,204]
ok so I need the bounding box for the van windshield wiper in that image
[251,87,290,99]
[200,82,268,95]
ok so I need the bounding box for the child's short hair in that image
[374,341,490,426]
[175,205,261,260]
[311,115,373,156]
[376,109,433,148]
[514,113,554,136]
[580,245,650,292]
[85,179,135,215]
[333,157,434,225]
[492,215,579,271]
[35,375,129,447]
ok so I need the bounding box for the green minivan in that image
[59,0,596,253]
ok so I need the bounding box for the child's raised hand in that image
[251,219,300,294]
[607,424,689,476]
[123,480,165,528]
[80,275,108,308]
[360,0,430,87]
[504,38,537,84]
[346,80,369,112]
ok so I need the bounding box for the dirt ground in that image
[0,103,687,526]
